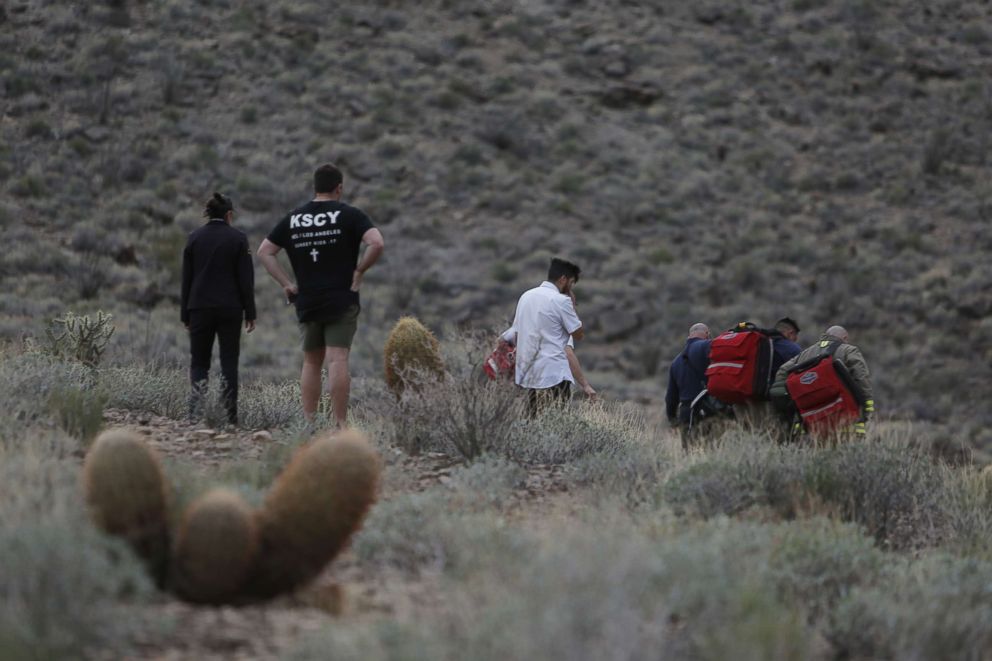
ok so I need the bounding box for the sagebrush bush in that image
[100,366,187,419]
[829,554,992,659]
[387,371,524,460]
[0,434,154,658]
[47,382,108,444]
[662,434,949,550]
[570,437,675,507]
[0,520,153,659]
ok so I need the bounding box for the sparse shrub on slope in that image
[83,429,171,586]
[830,555,992,660]
[245,430,381,599]
[171,488,258,605]
[383,317,445,397]
[662,434,947,550]
[1,436,154,659]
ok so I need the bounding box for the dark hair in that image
[775,317,800,334]
[314,163,343,193]
[204,192,233,219]
[548,257,581,283]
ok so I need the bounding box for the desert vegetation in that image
[4,321,992,658]
[3,0,992,658]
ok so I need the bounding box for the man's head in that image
[204,192,234,223]
[775,317,800,342]
[314,163,344,197]
[688,322,710,339]
[825,325,849,342]
[547,257,581,294]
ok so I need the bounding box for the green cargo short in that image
[300,305,360,351]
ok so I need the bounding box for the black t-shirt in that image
[267,200,374,322]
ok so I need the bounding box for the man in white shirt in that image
[502,258,592,415]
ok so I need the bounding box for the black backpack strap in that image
[786,340,842,374]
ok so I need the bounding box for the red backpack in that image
[705,322,775,404]
[483,339,516,381]
[785,342,864,435]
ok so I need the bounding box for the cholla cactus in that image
[383,316,445,397]
[45,310,115,367]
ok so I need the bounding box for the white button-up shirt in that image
[502,281,582,389]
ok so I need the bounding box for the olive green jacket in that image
[770,333,874,410]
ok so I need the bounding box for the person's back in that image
[266,199,373,322]
[183,222,255,315]
[773,325,874,435]
[514,285,577,387]
[180,193,256,425]
[510,258,584,415]
[665,324,711,426]
[257,163,385,428]
[770,317,802,377]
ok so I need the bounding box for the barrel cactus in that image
[383,316,445,396]
[244,430,381,599]
[83,429,171,586]
[171,488,258,604]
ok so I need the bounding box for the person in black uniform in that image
[257,164,384,429]
[180,193,256,425]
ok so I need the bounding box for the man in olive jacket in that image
[770,325,875,435]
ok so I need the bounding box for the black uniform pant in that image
[526,380,571,418]
[188,308,242,425]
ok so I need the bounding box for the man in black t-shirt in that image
[257,164,385,428]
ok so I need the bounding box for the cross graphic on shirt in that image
[310,248,319,262]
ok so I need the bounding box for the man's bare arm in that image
[351,228,385,291]
[257,239,297,299]
[566,346,596,399]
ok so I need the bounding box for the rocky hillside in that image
[2,1,990,440]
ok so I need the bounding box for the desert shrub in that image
[0,441,154,658]
[307,518,824,660]
[352,489,534,576]
[663,435,948,550]
[389,373,524,460]
[938,468,992,557]
[802,441,946,550]
[768,519,887,621]
[47,383,108,445]
[0,520,153,659]
[238,380,301,430]
[448,454,528,509]
[664,438,808,518]
[0,353,97,439]
[569,438,674,507]
[505,402,641,465]
[99,366,187,419]
[829,554,992,659]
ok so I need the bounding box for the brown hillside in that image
[2,1,990,441]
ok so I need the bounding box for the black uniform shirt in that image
[180,220,256,323]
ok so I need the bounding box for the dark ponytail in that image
[204,192,233,219]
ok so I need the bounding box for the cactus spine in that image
[383,316,445,396]
[83,429,170,586]
[245,430,381,599]
[171,488,258,604]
